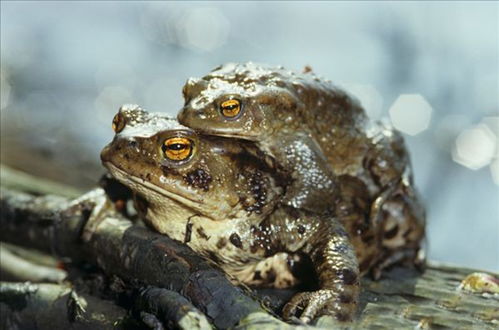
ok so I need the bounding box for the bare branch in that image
[134,287,212,330]
[0,244,67,283]
[0,282,131,329]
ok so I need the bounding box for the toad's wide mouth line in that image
[192,128,260,142]
[103,162,203,207]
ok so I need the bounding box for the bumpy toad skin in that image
[178,63,425,274]
[101,106,360,322]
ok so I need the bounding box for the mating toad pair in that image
[101,62,425,323]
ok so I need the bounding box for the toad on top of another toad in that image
[178,62,347,213]
[178,63,425,275]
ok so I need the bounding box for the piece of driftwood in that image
[1,242,62,268]
[134,287,212,329]
[0,243,67,283]
[1,165,498,329]
[352,265,498,329]
[0,282,133,329]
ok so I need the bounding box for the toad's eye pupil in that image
[162,137,193,161]
[220,99,241,118]
[168,144,186,151]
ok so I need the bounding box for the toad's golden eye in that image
[112,113,126,133]
[162,137,193,161]
[220,99,241,118]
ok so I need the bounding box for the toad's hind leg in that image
[371,179,426,279]
[365,126,426,278]
[272,207,360,323]
[371,246,426,280]
[232,252,301,289]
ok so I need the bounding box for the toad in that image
[177,63,425,276]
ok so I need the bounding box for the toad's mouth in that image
[103,162,206,211]
[191,128,260,142]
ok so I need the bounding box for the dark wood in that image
[134,287,212,329]
[0,282,133,330]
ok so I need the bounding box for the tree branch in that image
[134,287,212,330]
[0,244,67,283]
[0,282,132,329]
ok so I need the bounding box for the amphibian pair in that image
[100,63,425,324]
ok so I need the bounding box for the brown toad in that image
[177,63,425,276]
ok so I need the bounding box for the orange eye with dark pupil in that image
[162,137,193,161]
[112,113,126,133]
[220,99,241,118]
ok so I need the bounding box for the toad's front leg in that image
[64,187,116,242]
[273,133,340,214]
[270,206,360,323]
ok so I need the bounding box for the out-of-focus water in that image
[1,1,497,271]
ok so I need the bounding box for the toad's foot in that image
[65,188,115,242]
[282,289,357,324]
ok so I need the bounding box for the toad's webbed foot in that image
[282,289,357,323]
[65,188,115,242]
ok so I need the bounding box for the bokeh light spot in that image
[389,94,433,136]
[452,123,497,170]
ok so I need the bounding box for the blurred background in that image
[1,1,497,271]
